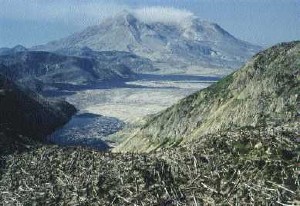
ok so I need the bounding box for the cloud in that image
[132,7,195,25]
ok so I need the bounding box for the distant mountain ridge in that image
[32,11,261,73]
[0,45,27,56]
[114,41,300,152]
[0,48,154,92]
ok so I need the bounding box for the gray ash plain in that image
[47,74,220,150]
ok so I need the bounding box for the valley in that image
[49,73,219,149]
[0,5,298,204]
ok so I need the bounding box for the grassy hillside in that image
[114,41,300,152]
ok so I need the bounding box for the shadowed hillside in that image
[0,75,77,154]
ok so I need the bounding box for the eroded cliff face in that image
[0,75,77,154]
[114,41,300,152]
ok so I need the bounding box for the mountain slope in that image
[0,126,298,205]
[54,47,155,73]
[32,11,261,72]
[0,74,77,154]
[114,41,300,152]
[0,50,153,92]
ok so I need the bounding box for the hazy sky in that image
[0,0,299,48]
